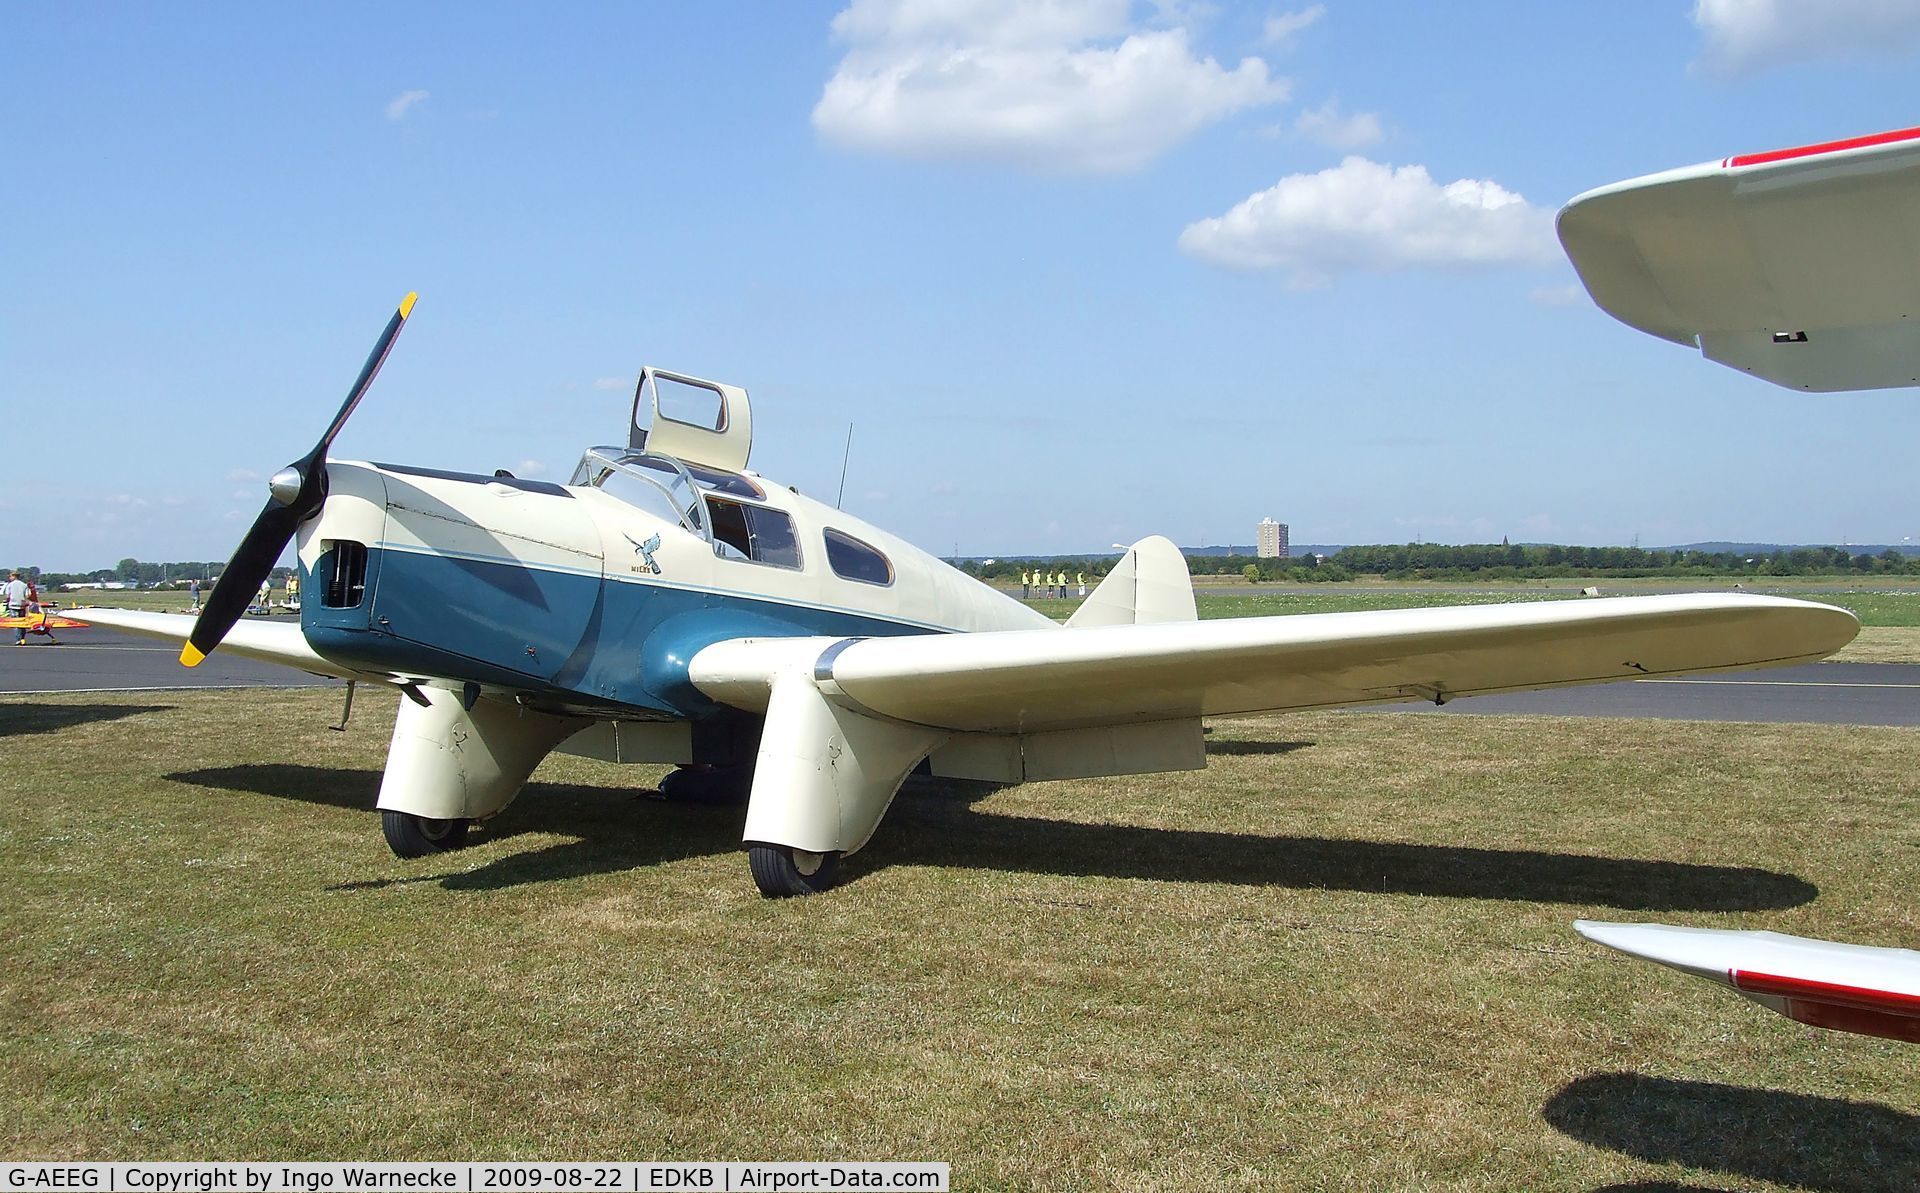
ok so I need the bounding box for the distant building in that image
[1257,518,1289,559]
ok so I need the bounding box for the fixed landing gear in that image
[747,842,841,897]
[381,809,471,858]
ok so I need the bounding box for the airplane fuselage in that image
[295,455,1053,721]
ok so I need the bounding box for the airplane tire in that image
[747,843,841,897]
[382,810,471,858]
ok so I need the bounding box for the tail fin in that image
[1066,536,1196,627]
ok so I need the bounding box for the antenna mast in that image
[835,423,854,510]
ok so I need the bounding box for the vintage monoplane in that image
[79,294,1857,897]
[1561,123,1920,1042]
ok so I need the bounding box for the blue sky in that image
[6,1,1920,571]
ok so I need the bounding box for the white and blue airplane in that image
[80,294,1857,898]
[1562,123,1920,1043]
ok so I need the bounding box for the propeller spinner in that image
[182,292,417,666]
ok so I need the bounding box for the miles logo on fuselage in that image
[625,532,663,575]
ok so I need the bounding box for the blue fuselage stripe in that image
[303,545,942,716]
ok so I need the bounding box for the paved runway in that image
[0,619,336,694]
[1407,661,1920,727]
[2,623,1915,727]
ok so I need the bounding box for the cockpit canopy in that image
[629,367,752,472]
[570,447,800,569]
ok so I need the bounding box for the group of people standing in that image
[1020,569,1085,600]
[183,574,300,615]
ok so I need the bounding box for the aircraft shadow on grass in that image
[1201,738,1317,756]
[1545,1072,1920,1193]
[166,764,1814,911]
[0,702,173,738]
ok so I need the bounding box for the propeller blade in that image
[181,498,304,665]
[314,291,416,460]
[181,292,418,667]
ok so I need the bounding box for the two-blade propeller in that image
[182,292,417,666]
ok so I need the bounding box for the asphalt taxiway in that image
[0,619,335,694]
[1,623,1915,727]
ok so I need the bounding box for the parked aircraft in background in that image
[78,295,1855,898]
[1562,124,1920,1043]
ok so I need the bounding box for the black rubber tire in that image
[382,810,471,858]
[746,842,841,897]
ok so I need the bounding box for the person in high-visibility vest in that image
[1052,570,1065,598]
[1020,569,1031,599]
[1076,571,1086,597]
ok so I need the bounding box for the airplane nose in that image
[269,466,304,506]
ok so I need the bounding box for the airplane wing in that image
[1558,124,1920,391]
[71,608,364,682]
[1577,921,1920,1044]
[690,592,1857,733]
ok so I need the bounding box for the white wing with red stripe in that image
[1558,125,1920,391]
[1577,921,1920,1044]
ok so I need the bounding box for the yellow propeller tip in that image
[399,291,418,319]
[179,644,206,668]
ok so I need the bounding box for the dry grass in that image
[3,691,1919,1189]
[1832,626,1920,663]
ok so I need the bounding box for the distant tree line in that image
[959,542,1920,583]
[1325,542,1917,580]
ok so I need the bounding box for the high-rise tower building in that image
[1257,518,1289,559]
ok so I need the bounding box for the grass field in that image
[4,689,1918,1188]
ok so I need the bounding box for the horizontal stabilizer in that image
[1577,920,1920,1044]
[1559,125,1920,391]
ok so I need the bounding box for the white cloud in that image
[1263,5,1324,46]
[592,377,629,391]
[1178,156,1558,286]
[513,459,547,477]
[1692,0,1920,77]
[1293,99,1382,150]
[385,89,430,121]
[814,0,1287,172]
[1529,283,1586,308]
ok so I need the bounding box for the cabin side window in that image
[322,541,368,608]
[824,529,893,586]
[705,497,802,570]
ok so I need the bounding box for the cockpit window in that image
[571,449,704,536]
[649,374,728,432]
[584,450,762,500]
[824,529,893,586]
[706,497,802,569]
